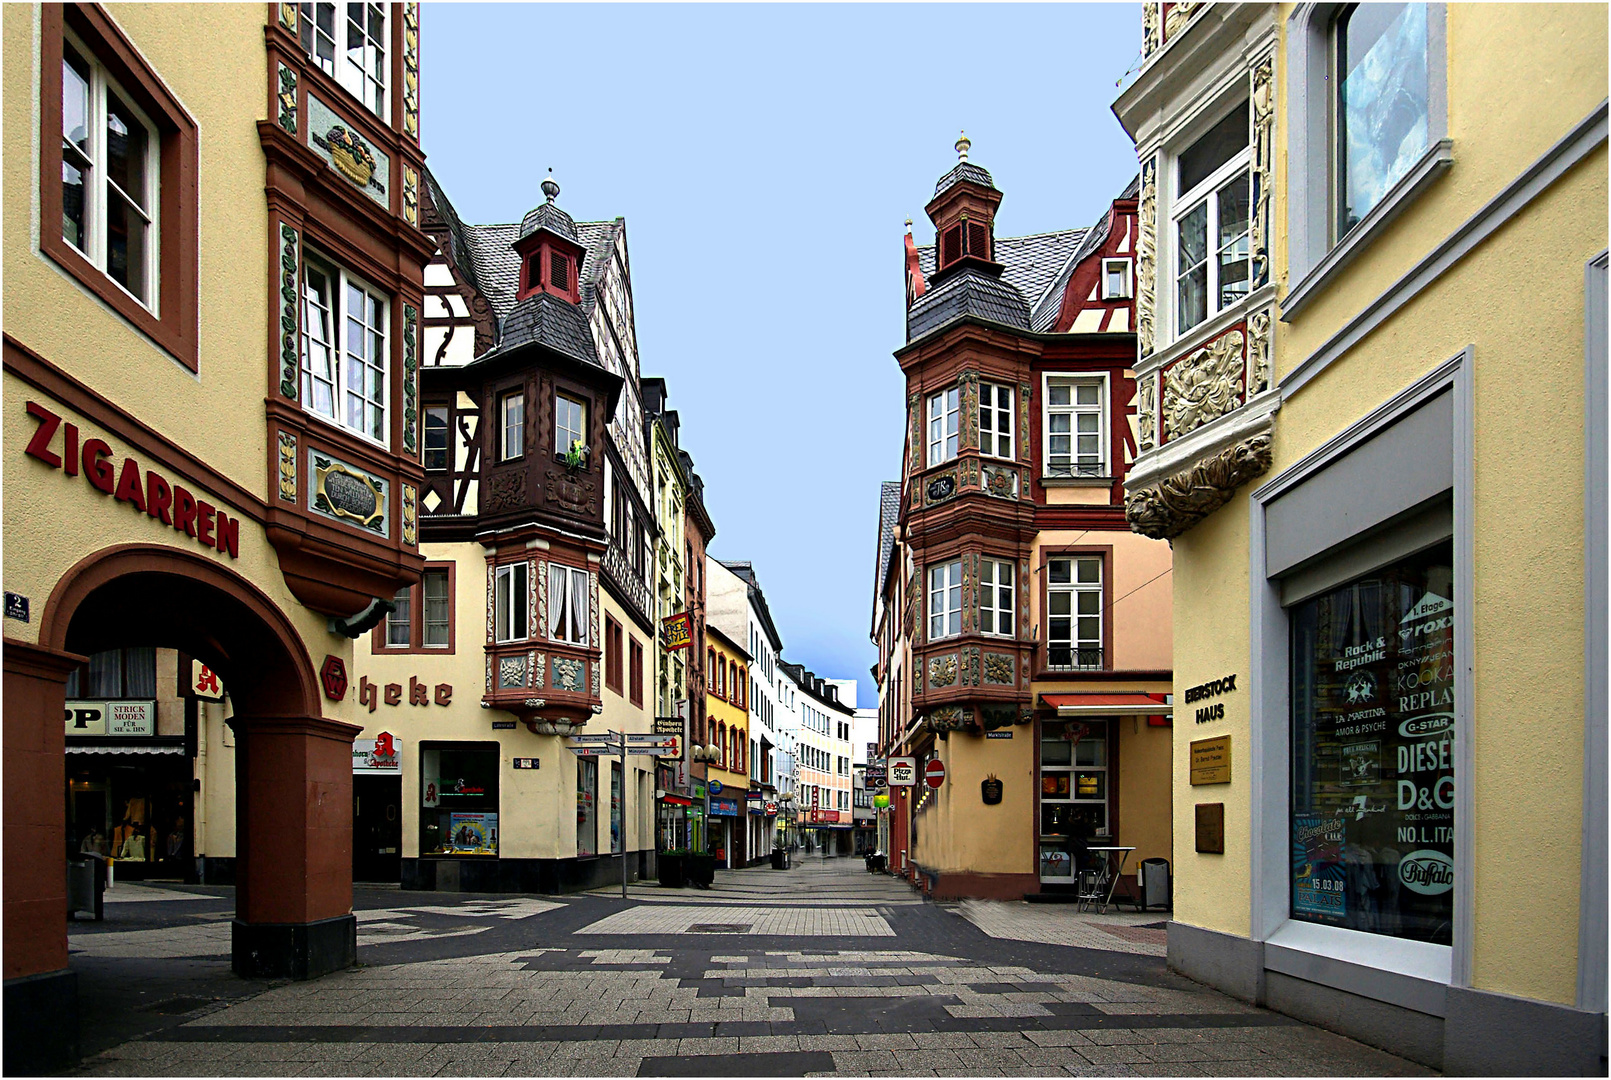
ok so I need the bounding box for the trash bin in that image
[1139,858,1170,912]
[770,849,786,870]
[68,857,105,921]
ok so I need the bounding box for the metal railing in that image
[1044,645,1104,672]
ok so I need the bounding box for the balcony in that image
[1043,645,1104,673]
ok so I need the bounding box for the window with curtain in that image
[548,564,589,645]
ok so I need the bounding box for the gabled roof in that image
[1029,174,1140,332]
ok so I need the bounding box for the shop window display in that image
[1039,720,1109,881]
[1289,541,1453,944]
[419,744,499,856]
[577,758,597,857]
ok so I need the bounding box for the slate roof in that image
[422,166,483,297]
[475,290,599,368]
[874,480,901,620]
[907,267,1032,340]
[519,201,580,243]
[933,161,996,197]
[460,222,521,319]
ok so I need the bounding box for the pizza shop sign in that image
[24,402,240,558]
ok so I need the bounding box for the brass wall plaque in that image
[1195,803,1225,853]
[1189,734,1232,785]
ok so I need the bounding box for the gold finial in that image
[904,218,913,233]
[955,130,971,162]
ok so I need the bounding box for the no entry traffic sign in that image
[925,760,947,788]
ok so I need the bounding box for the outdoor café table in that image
[1081,846,1136,914]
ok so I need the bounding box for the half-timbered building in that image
[872,137,1175,901]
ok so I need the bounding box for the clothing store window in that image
[64,646,156,699]
[1289,541,1453,944]
[419,744,499,856]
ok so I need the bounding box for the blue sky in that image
[421,3,1143,702]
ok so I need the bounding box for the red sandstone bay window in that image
[39,5,199,370]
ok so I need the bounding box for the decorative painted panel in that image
[1018,381,1032,460]
[960,646,981,688]
[278,2,297,34]
[535,559,547,641]
[277,431,297,501]
[1162,328,1245,441]
[924,467,960,505]
[1137,156,1157,359]
[306,94,388,206]
[553,656,585,693]
[308,450,388,536]
[1142,1,1161,58]
[983,653,1015,686]
[402,304,418,455]
[958,457,980,490]
[498,655,528,690]
[276,63,297,135]
[928,654,958,689]
[1250,56,1274,291]
[959,371,979,451]
[530,652,546,689]
[1248,308,1272,395]
[403,165,419,227]
[1138,373,1158,452]
[402,3,420,140]
[484,565,494,650]
[908,392,922,477]
[278,223,299,400]
[401,484,417,546]
[981,463,1019,499]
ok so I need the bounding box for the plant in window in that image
[563,439,589,471]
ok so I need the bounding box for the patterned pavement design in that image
[65,859,1435,1077]
[956,900,1170,958]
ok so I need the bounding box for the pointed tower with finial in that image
[924,130,1004,283]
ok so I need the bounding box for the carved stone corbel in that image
[1125,434,1273,539]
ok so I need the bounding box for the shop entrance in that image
[7,544,361,997]
[353,774,402,883]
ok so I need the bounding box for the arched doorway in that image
[12,544,359,987]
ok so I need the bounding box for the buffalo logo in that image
[1345,670,1377,705]
[1398,850,1454,895]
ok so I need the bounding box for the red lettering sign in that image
[22,402,240,559]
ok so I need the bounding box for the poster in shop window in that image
[1288,544,1454,944]
[448,813,497,855]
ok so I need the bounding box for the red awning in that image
[1040,693,1170,715]
[660,794,693,806]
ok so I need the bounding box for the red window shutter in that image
[550,252,570,292]
[967,222,989,260]
[941,225,962,266]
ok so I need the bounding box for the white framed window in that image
[424,406,449,471]
[60,32,160,310]
[548,563,589,645]
[300,252,388,445]
[499,390,524,461]
[555,393,586,457]
[979,382,1014,459]
[1044,375,1107,478]
[493,562,529,644]
[1172,100,1251,336]
[979,558,1015,637]
[927,559,962,640]
[1047,556,1102,670]
[386,585,411,647]
[297,2,388,119]
[1102,258,1132,300]
[926,387,959,467]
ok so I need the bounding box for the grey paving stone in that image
[798,1034,860,1051]
[854,1033,919,1050]
[911,1032,977,1049]
[831,1050,903,1070]
[966,1031,1035,1049]
[1025,1030,1095,1048]
[1075,1044,1153,1065]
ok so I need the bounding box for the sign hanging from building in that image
[353,732,402,773]
[188,658,225,701]
[888,757,917,786]
[65,700,156,737]
[709,797,740,817]
[661,612,693,652]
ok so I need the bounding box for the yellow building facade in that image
[1116,2,1607,1071]
[702,625,751,868]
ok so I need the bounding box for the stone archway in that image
[23,543,359,980]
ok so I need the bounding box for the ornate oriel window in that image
[295,1,388,118]
[555,393,586,458]
[547,563,590,645]
[300,252,389,445]
[926,387,959,466]
[492,562,529,643]
[979,383,1015,459]
[498,390,524,461]
[1173,100,1251,334]
[927,559,963,640]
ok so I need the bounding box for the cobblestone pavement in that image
[66,861,1434,1077]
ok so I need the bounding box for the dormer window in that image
[515,241,579,303]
